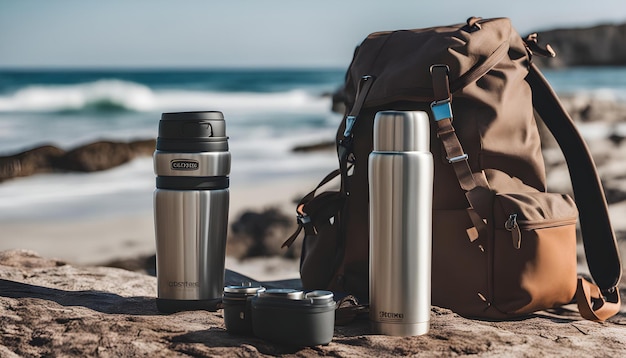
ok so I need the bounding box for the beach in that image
[2,130,626,282]
[0,168,324,280]
[1,68,626,356]
[0,69,346,280]
[1,68,626,281]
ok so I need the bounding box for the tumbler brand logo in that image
[171,160,199,170]
[168,281,200,288]
[379,311,404,321]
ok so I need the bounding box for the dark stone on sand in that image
[59,141,138,172]
[604,187,626,205]
[103,254,157,276]
[0,145,66,181]
[228,208,299,259]
[608,133,625,146]
[292,140,335,153]
[0,138,156,181]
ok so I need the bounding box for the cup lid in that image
[258,288,305,300]
[157,111,228,152]
[305,290,334,301]
[224,284,265,295]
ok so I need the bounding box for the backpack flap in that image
[341,17,520,109]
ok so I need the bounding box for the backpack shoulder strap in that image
[527,63,622,318]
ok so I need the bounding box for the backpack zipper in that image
[504,214,522,249]
[504,214,577,250]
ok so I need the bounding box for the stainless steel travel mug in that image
[368,110,433,336]
[154,111,230,313]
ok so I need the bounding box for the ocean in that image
[0,67,625,222]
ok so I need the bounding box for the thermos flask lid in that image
[373,111,430,152]
[157,111,228,152]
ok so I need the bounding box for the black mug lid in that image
[157,111,228,152]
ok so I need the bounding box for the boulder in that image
[0,139,156,180]
[58,140,136,172]
[533,23,626,68]
[58,139,155,172]
[0,145,66,182]
[292,140,335,153]
[228,208,299,259]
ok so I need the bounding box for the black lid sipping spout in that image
[157,111,228,152]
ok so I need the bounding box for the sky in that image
[1,0,625,69]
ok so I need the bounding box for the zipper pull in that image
[505,214,522,249]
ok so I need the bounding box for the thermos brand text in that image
[171,160,199,170]
[379,311,404,320]
[168,281,200,288]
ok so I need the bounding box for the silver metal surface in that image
[373,111,430,152]
[259,289,305,300]
[305,290,334,301]
[154,151,231,177]
[154,188,229,300]
[369,111,433,336]
[224,285,266,295]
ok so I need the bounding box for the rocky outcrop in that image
[1,249,625,357]
[0,139,155,181]
[228,208,300,259]
[59,139,154,172]
[0,145,66,180]
[292,140,335,153]
[533,22,626,68]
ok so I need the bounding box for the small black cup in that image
[250,289,336,346]
[222,284,266,334]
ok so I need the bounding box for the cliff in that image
[533,22,626,67]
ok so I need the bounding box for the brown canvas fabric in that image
[285,17,622,321]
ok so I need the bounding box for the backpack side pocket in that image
[491,192,579,315]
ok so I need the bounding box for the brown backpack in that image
[283,17,622,321]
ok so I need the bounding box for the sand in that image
[0,173,324,280]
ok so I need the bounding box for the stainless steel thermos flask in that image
[154,111,230,313]
[368,110,433,336]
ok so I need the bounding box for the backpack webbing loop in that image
[430,65,489,191]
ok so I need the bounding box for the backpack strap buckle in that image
[430,98,453,121]
[296,213,311,226]
[430,65,453,122]
[343,115,357,137]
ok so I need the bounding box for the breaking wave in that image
[0,79,331,114]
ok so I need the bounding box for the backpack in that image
[283,17,622,321]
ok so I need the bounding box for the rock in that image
[58,140,136,172]
[0,145,66,181]
[103,254,157,276]
[558,96,626,123]
[292,140,335,153]
[0,138,156,180]
[1,249,625,357]
[532,22,626,68]
[58,139,155,172]
[129,138,157,156]
[228,208,299,259]
[331,88,347,114]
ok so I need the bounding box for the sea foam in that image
[0,80,330,114]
